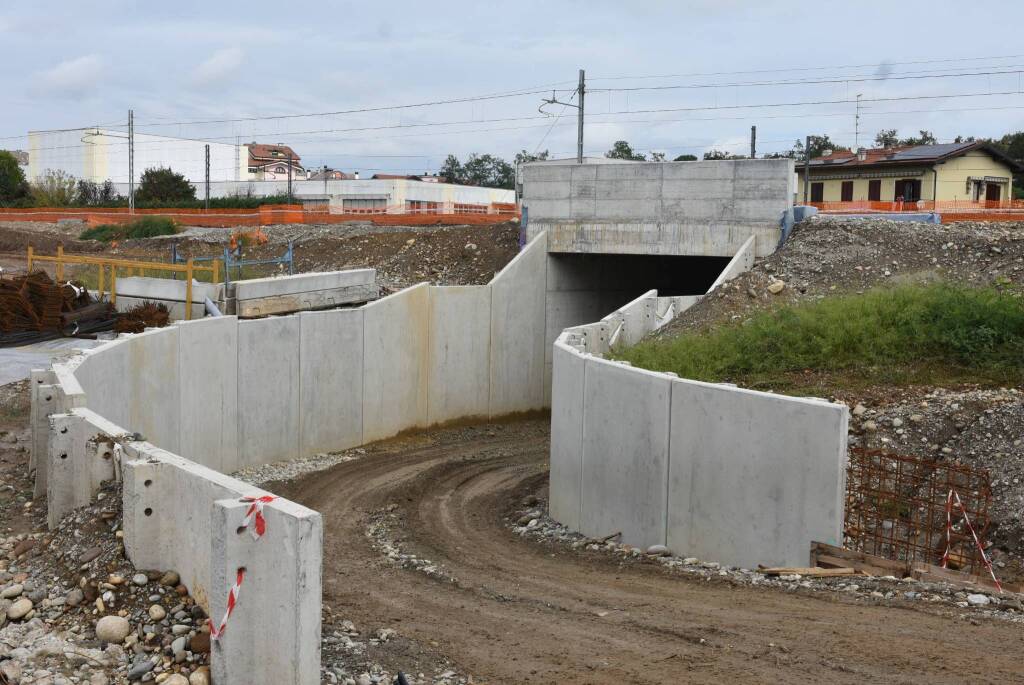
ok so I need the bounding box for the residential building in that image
[247,143,304,181]
[795,141,1021,204]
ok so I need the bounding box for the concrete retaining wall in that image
[549,289,849,569]
[522,159,794,257]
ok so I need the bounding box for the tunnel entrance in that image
[544,252,732,356]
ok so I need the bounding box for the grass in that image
[613,283,1024,393]
[80,216,179,242]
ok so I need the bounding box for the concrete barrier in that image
[229,269,378,317]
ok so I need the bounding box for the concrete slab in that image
[234,283,377,318]
[231,269,375,300]
[427,286,491,425]
[177,317,239,472]
[547,341,585,530]
[299,309,364,454]
[489,233,547,415]
[115,276,222,303]
[362,284,429,442]
[579,357,672,549]
[237,317,300,466]
[667,380,848,568]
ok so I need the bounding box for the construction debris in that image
[0,271,115,345]
[113,301,171,334]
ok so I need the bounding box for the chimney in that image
[822,149,833,157]
[857,147,867,161]
[353,171,360,180]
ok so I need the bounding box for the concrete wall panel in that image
[299,309,364,454]
[177,317,239,473]
[667,380,848,568]
[237,317,300,466]
[489,233,548,415]
[362,284,429,442]
[548,342,585,530]
[128,328,180,453]
[579,358,672,549]
[427,286,492,425]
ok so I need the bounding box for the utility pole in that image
[750,125,757,159]
[539,69,586,164]
[287,150,293,202]
[128,109,135,215]
[802,135,811,205]
[204,144,210,210]
[576,69,585,164]
[854,94,863,148]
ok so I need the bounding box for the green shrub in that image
[30,169,77,206]
[614,284,1024,389]
[80,216,178,242]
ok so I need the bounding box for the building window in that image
[986,184,1002,202]
[841,181,854,202]
[810,182,824,203]
[248,167,258,174]
[275,166,286,174]
[868,179,881,201]
[343,198,387,213]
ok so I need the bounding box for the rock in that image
[0,660,21,684]
[96,615,131,643]
[1,583,23,599]
[189,631,210,654]
[163,676,189,685]
[852,403,867,417]
[967,593,991,607]
[188,667,210,685]
[80,547,102,564]
[767,279,786,294]
[159,571,180,587]
[131,573,148,587]
[171,635,187,655]
[891,417,904,428]
[171,623,190,636]
[11,539,35,558]
[862,420,877,433]
[149,604,166,621]
[375,628,396,642]
[7,597,32,620]
[356,674,373,685]
[645,544,671,556]
[66,588,84,607]
[126,656,156,680]
[909,414,925,423]
[89,675,109,685]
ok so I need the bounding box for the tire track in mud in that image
[275,419,1024,684]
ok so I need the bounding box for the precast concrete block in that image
[489,234,547,415]
[231,269,375,300]
[31,381,58,498]
[238,317,300,466]
[115,276,222,303]
[211,498,322,685]
[707,236,756,292]
[666,380,848,569]
[46,413,85,529]
[177,317,239,472]
[127,328,180,453]
[75,339,132,428]
[121,453,165,572]
[548,342,586,530]
[426,286,491,425]
[299,309,364,454]
[579,358,672,549]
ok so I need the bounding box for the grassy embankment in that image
[614,284,1024,394]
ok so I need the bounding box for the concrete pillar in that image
[210,499,322,685]
[121,455,166,572]
[30,378,58,498]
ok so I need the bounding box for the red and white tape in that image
[941,489,1003,593]
[209,567,245,640]
[239,495,276,540]
[209,495,278,641]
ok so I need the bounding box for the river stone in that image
[189,668,210,685]
[0,584,23,599]
[96,615,131,643]
[7,598,32,620]
[148,605,166,621]
[164,676,189,685]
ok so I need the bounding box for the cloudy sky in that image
[4,1,1024,174]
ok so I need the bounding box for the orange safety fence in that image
[0,203,520,228]
[940,212,1024,224]
[811,200,1024,213]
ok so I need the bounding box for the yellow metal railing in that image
[27,246,222,321]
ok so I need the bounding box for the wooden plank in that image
[760,566,860,577]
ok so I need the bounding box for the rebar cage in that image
[845,448,993,574]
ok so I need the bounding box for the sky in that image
[4,0,1024,175]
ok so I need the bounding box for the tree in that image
[462,153,514,189]
[954,135,977,144]
[899,130,937,146]
[792,135,850,159]
[0,151,29,205]
[703,149,745,160]
[75,179,121,206]
[514,149,549,165]
[874,129,899,148]
[439,155,463,184]
[673,154,698,161]
[648,151,666,162]
[30,169,77,206]
[135,167,195,203]
[605,140,646,161]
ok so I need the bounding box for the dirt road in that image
[275,420,1024,684]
